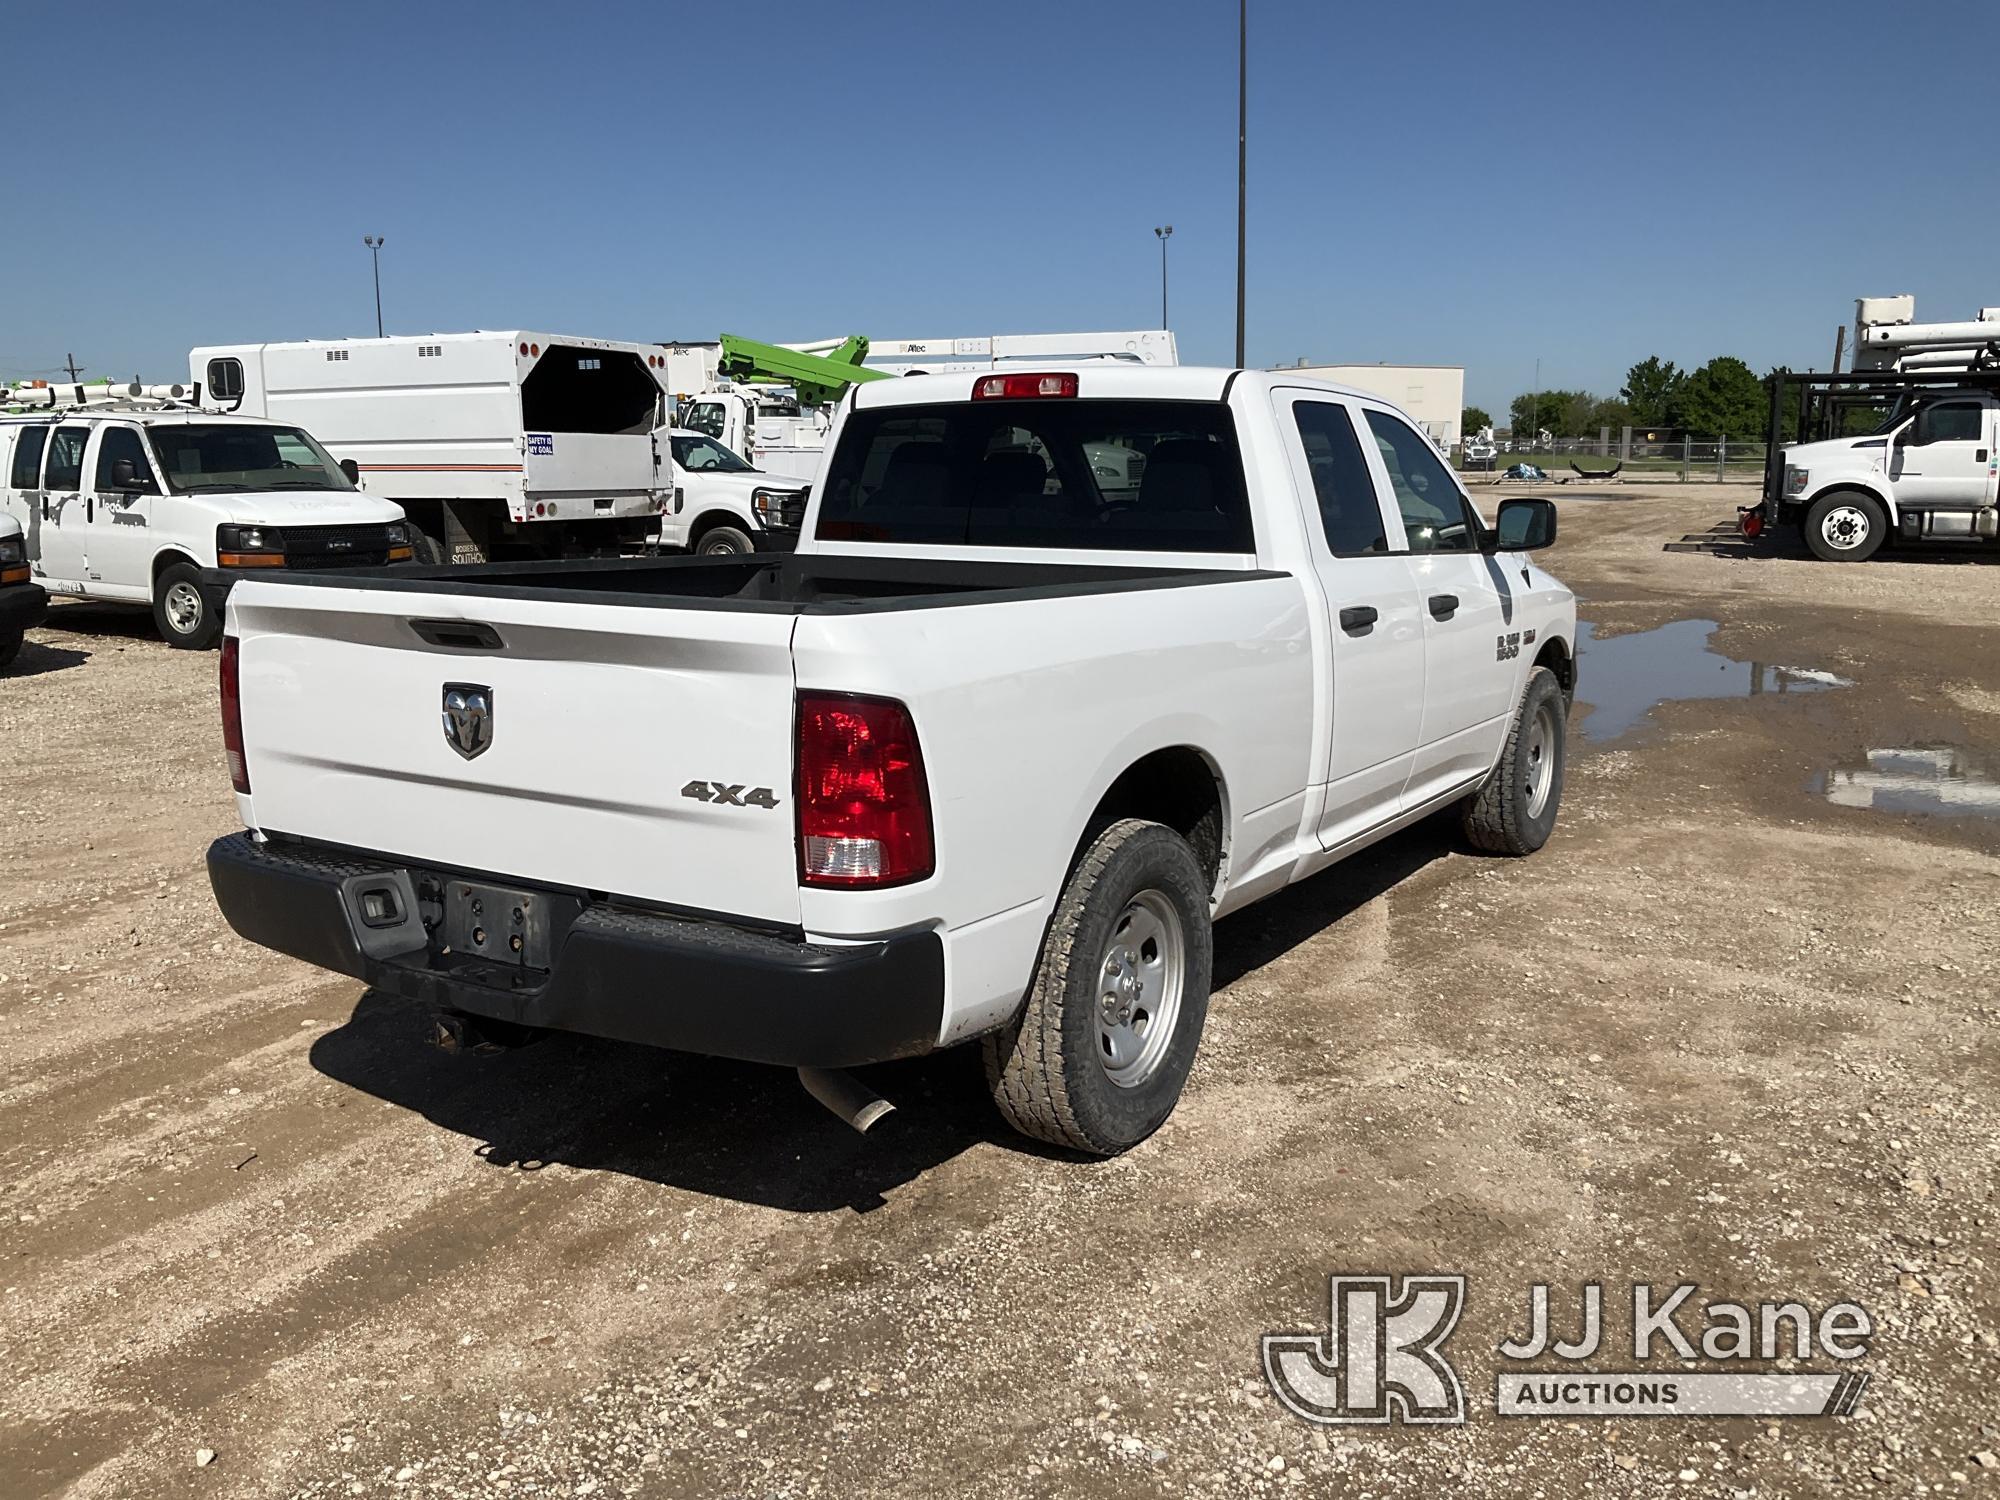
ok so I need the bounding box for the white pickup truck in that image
[205,366,1577,1155]
[660,428,809,555]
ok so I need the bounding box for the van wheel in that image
[1804,491,1887,561]
[1462,666,1566,854]
[696,525,754,556]
[0,631,21,670]
[154,561,221,649]
[411,529,449,566]
[983,819,1213,1156]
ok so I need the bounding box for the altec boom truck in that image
[1756,297,2000,561]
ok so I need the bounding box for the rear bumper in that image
[0,581,48,635]
[206,833,946,1068]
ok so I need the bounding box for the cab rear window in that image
[814,399,1253,552]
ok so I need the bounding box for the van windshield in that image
[147,424,354,494]
[813,399,1253,552]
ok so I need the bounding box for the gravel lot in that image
[2,483,1995,1498]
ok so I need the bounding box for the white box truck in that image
[190,333,676,563]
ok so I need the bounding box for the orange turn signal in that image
[0,565,28,586]
[386,545,413,562]
[218,552,286,568]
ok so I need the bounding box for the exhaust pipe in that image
[797,1066,896,1134]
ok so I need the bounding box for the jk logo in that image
[1263,1275,1467,1425]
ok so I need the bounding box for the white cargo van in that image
[0,408,410,648]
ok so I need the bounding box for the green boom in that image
[716,333,892,409]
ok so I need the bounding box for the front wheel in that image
[0,630,21,670]
[983,819,1213,1156]
[1804,490,1887,562]
[696,525,755,556]
[153,561,222,649]
[1462,665,1566,854]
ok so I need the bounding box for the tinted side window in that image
[1290,401,1387,555]
[1363,409,1478,553]
[94,427,154,489]
[207,358,245,402]
[44,426,90,491]
[9,426,49,488]
[1917,402,1984,443]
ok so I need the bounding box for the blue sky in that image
[3,0,1993,411]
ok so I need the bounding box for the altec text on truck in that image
[205,365,1577,1156]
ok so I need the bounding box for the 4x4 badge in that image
[441,683,494,760]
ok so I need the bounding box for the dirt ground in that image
[2,483,1996,1499]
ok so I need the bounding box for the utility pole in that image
[63,352,85,383]
[1234,0,1247,367]
[1153,225,1173,329]
[1530,357,1540,455]
[363,235,386,338]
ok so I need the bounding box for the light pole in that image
[1234,0,1247,367]
[363,235,385,338]
[1153,225,1173,329]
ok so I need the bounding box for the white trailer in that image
[190,333,675,563]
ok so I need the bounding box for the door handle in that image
[1428,593,1459,619]
[1338,605,1378,633]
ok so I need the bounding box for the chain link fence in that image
[1459,435,1769,483]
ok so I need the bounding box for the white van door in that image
[35,424,93,589]
[82,425,162,600]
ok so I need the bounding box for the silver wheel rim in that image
[164,581,203,634]
[1095,889,1185,1089]
[1820,504,1870,551]
[703,536,741,555]
[1524,700,1559,818]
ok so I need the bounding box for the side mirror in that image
[338,458,361,484]
[1489,497,1557,552]
[109,457,155,493]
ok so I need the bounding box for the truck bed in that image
[240,552,1282,613]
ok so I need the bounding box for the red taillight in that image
[796,692,933,888]
[220,635,249,793]
[972,371,1078,400]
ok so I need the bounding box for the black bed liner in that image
[212,552,1287,615]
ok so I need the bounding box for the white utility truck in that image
[205,366,1576,1155]
[190,334,678,565]
[661,428,808,555]
[1763,297,2000,561]
[0,404,411,647]
[674,330,1182,482]
[0,511,48,667]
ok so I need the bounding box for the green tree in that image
[1587,396,1634,432]
[1676,356,1766,439]
[1462,405,1492,434]
[1620,356,1684,427]
[1509,388,1587,440]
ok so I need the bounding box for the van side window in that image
[94,427,155,490]
[207,358,245,402]
[1290,400,1388,555]
[9,426,49,488]
[43,426,91,491]
[1363,409,1480,553]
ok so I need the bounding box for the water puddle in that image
[1817,747,2000,820]
[1574,619,1850,742]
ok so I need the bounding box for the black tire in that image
[1462,665,1566,855]
[696,525,755,556]
[1803,490,1888,562]
[410,528,449,566]
[0,630,20,670]
[982,819,1213,1156]
[153,561,222,649]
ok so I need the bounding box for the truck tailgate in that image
[227,581,802,926]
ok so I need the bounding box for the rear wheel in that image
[983,819,1213,1156]
[696,525,755,556]
[1804,490,1887,562]
[153,561,221,649]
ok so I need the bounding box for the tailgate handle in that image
[410,618,505,651]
